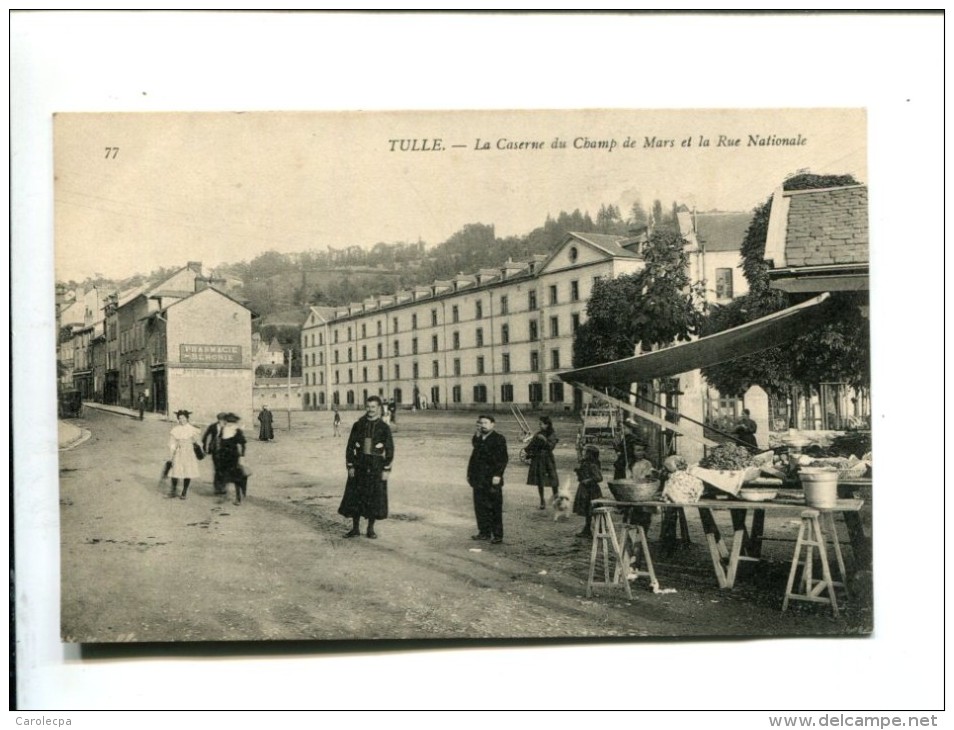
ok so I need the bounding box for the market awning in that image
[556,292,830,387]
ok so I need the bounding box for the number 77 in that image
[104,147,119,159]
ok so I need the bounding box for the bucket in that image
[800,469,839,508]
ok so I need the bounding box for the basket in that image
[838,462,869,481]
[608,479,660,502]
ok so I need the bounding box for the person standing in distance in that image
[467,414,509,544]
[338,395,394,539]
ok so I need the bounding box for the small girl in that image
[572,444,604,538]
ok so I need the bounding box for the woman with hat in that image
[572,444,604,539]
[168,410,202,499]
[216,412,249,505]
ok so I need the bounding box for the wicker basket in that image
[838,462,869,481]
[608,479,660,502]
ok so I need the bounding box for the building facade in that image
[300,232,650,412]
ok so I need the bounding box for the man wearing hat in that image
[338,395,394,538]
[202,412,230,496]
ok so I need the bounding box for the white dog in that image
[551,477,573,521]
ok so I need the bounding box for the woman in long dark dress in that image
[257,405,274,442]
[525,416,559,510]
[217,413,249,505]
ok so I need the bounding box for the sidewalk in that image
[57,420,90,450]
[83,401,169,422]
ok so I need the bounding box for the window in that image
[361,324,366,338]
[333,391,340,406]
[476,300,483,320]
[571,280,580,301]
[550,349,561,369]
[501,383,514,403]
[319,351,324,365]
[334,349,339,364]
[393,340,400,357]
[347,390,355,405]
[319,332,324,346]
[377,342,383,359]
[432,360,439,377]
[431,308,438,326]
[477,356,485,375]
[361,345,367,360]
[334,370,340,384]
[549,284,558,305]
[393,317,399,332]
[348,347,352,362]
[530,351,539,371]
[529,382,543,403]
[411,313,418,330]
[394,364,401,379]
[412,337,418,355]
[334,330,339,343]
[453,358,461,376]
[431,334,438,352]
[452,305,459,323]
[452,385,462,403]
[528,290,537,311]
[319,372,324,385]
[453,331,460,350]
[549,382,564,402]
[347,327,352,341]
[571,313,581,334]
[500,295,508,315]
[377,365,383,381]
[501,323,509,344]
[529,319,538,342]
[473,384,488,403]
[348,368,353,383]
[716,268,734,299]
[412,362,419,379]
[550,316,559,337]
[476,328,484,347]
[430,386,440,404]
[377,320,382,336]
[362,367,368,382]
[502,353,511,373]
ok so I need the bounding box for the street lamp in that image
[285,348,293,431]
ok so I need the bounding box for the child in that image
[572,444,604,538]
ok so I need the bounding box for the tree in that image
[573,229,707,367]
[700,173,868,398]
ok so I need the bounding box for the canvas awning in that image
[556,292,830,387]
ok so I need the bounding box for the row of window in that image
[307,381,566,409]
[119,322,147,354]
[317,348,564,386]
[304,314,582,367]
[303,279,593,348]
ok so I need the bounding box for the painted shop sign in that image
[179,344,243,364]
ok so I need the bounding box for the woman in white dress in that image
[168,409,202,499]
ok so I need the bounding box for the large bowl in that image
[737,487,779,502]
[608,479,660,502]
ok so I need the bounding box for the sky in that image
[53,107,867,283]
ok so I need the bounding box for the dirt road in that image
[58,408,872,643]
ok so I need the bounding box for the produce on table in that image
[663,455,688,473]
[662,471,705,503]
[698,443,755,471]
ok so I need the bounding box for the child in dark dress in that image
[572,444,604,538]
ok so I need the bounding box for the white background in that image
[9,10,947,720]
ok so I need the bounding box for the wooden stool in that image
[782,509,841,617]
[586,507,631,599]
[615,522,658,590]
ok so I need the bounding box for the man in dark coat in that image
[202,412,229,495]
[734,408,759,451]
[258,405,275,441]
[467,414,509,544]
[338,395,394,539]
